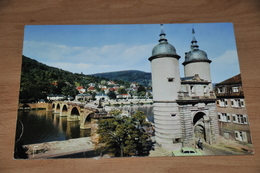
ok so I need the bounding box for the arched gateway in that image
[193,112,206,140]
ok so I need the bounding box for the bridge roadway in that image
[52,101,112,129]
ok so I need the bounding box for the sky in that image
[22,23,240,83]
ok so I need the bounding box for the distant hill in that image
[90,70,152,87]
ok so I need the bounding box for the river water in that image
[15,105,154,145]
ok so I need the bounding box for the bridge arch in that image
[80,110,96,129]
[67,107,81,121]
[60,104,68,117]
[21,103,31,109]
[54,103,61,114]
[83,113,94,125]
[71,107,80,115]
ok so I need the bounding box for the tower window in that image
[168,77,174,82]
[171,113,176,117]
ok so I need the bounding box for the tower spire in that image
[159,24,167,43]
[191,27,199,50]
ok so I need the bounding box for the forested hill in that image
[90,70,151,87]
[19,55,108,103]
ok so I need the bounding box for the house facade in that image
[215,74,252,143]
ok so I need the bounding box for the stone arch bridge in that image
[51,101,112,129]
[19,101,113,129]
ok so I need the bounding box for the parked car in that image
[172,147,203,156]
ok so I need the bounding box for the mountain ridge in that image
[89,70,152,87]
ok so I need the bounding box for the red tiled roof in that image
[216,74,241,85]
[51,82,58,85]
[76,86,84,89]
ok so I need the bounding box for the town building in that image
[95,93,110,101]
[214,74,252,143]
[117,93,131,99]
[149,25,219,151]
[47,94,66,101]
[75,93,92,102]
[87,86,96,92]
[76,86,86,94]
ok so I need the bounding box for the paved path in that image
[24,137,95,159]
[148,144,172,157]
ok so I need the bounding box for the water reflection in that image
[15,110,91,145]
[15,105,153,145]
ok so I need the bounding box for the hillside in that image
[19,56,108,103]
[90,70,152,87]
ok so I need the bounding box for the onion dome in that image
[149,24,180,61]
[182,28,211,65]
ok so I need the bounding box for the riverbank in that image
[96,99,153,108]
[24,137,96,159]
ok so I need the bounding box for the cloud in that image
[211,50,240,83]
[23,41,154,74]
[43,62,91,72]
[213,50,239,64]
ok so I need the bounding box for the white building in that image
[75,93,92,101]
[47,94,66,101]
[149,25,218,151]
[95,93,110,101]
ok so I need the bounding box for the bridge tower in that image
[149,24,182,151]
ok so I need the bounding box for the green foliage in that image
[19,56,109,103]
[96,110,152,157]
[117,87,127,95]
[137,85,146,93]
[107,90,117,99]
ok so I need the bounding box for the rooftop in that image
[216,74,241,85]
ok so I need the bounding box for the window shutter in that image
[241,99,245,107]
[234,131,239,140]
[242,132,248,142]
[227,114,231,122]
[231,99,235,107]
[243,115,247,124]
[232,114,237,123]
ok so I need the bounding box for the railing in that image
[91,113,112,118]
[215,91,244,97]
[177,91,216,100]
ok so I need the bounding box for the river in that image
[14,105,154,145]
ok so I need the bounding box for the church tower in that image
[183,28,213,90]
[149,24,183,150]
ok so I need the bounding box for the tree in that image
[107,90,117,99]
[118,87,127,95]
[61,85,77,97]
[95,110,152,157]
[137,85,146,93]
